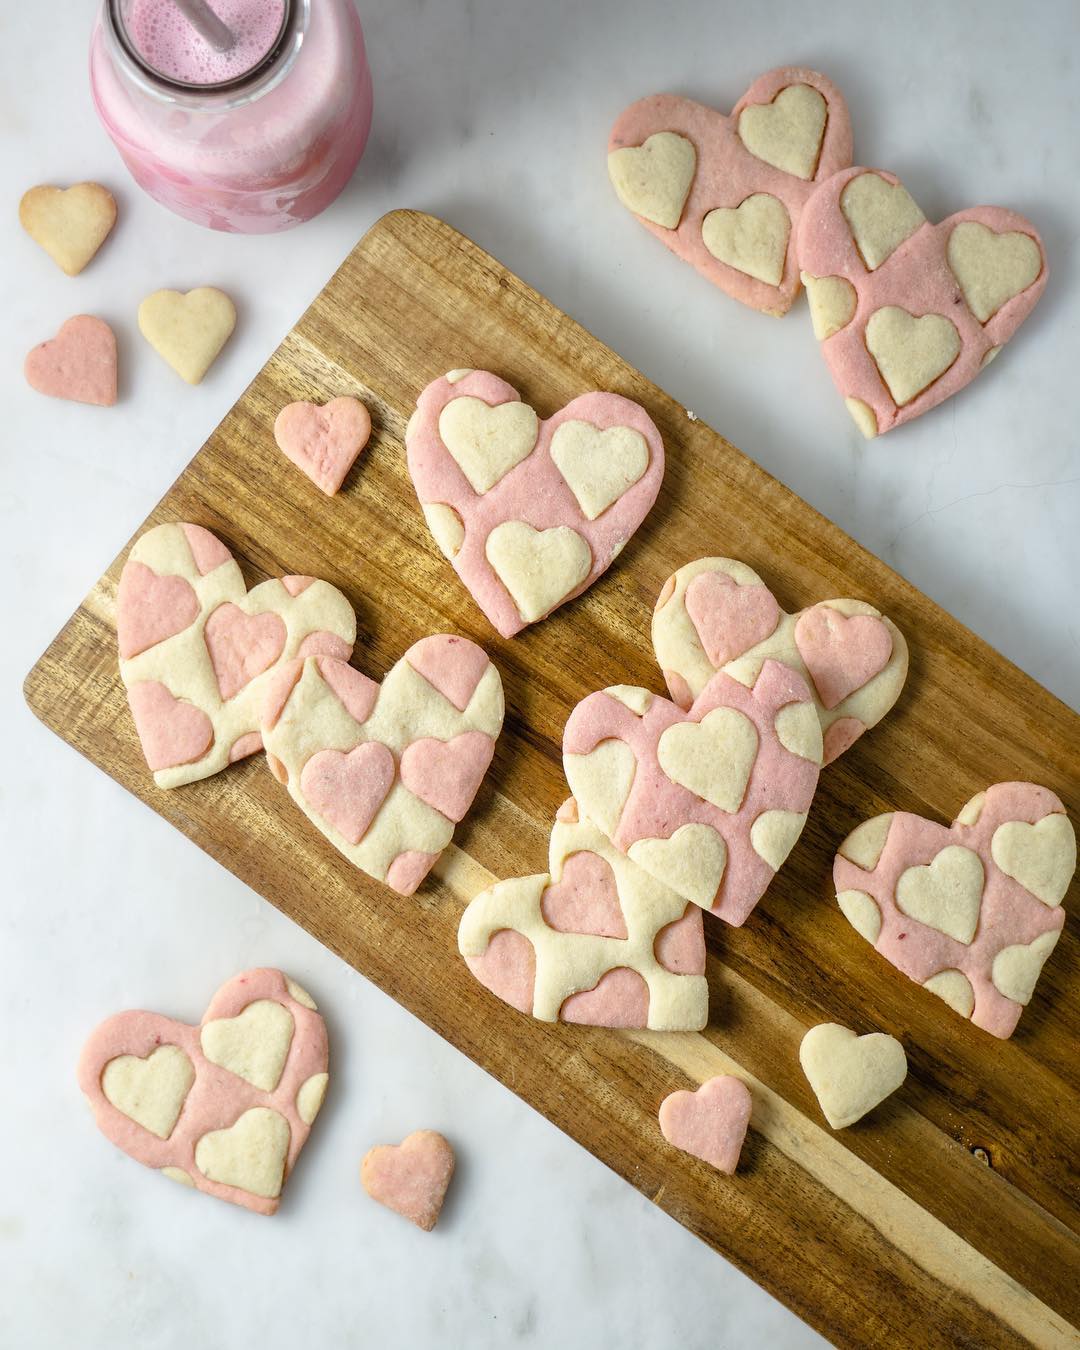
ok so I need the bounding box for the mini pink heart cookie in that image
[77,969,329,1215]
[406,369,665,638]
[608,67,852,315]
[834,783,1075,1038]
[659,1076,752,1174]
[563,662,822,925]
[274,396,372,496]
[797,167,1047,437]
[361,1130,455,1231]
[260,636,504,895]
[25,314,117,406]
[118,523,355,788]
[459,799,707,1031]
[652,558,908,765]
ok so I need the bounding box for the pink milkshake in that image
[90,0,373,232]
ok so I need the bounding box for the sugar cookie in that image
[274,396,372,496]
[361,1130,455,1231]
[138,286,236,384]
[659,1076,752,1173]
[24,315,117,407]
[799,1023,907,1129]
[19,182,117,275]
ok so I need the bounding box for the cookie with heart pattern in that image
[260,636,504,895]
[652,557,908,765]
[459,799,708,1030]
[608,67,852,315]
[797,166,1047,437]
[833,783,1074,1038]
[77,969,329,1215]
[562,661,822,924]
[406,369,664,638]
[117,522,356,788]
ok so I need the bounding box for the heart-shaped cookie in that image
[274,396,372,496]
[24,314,117,407]
[658,1075,752,1173]
[118,522,356,788]
[608,67,852,315]
[459,799,707,1030]
[361,1130,455,1231]
[562,662,821,925]
[77,969,329,1215]
[138,287,237,385]
[19,182,117,276]
[797,167,1047,437]
[652,558,908,764]
[260,636,504,895]
[833,783,1074,1038]
[406,369,664,637]
[799,1023,907,1129]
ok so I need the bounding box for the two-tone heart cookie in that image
[260,637,504,895]
[406,369,665,637]
[833,783,1074,1038]
[608,67,852,315]
[652,558,908,764]
[77,969,329,1215]
[797,167,1047,437]
[562,662,822,925]
[118,522,356,788]
[459,799,707,1031]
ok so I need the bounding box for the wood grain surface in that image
[24,211,1078,1349]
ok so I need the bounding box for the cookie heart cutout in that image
[659,1076,752,1173]
[24,314,117,407]
[563,662,821,924]
[406,370,664,637]
[274,396,372,496]
[653,558,907,765]
[799,1023,907,1129]
[797,167,1047,437]
[833,784,1073,1038]
[608,67,851,315]
[260,636,504,895]
[117,523,355,788]
[77,969,329,1215]
[361,1130,455,1231]
[459,802,707,1030]
[138,286,236,384]
[19,182,117,275]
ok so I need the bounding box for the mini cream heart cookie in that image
[361,1130,455,1231]
[659,1075,752,1174]
[19,182,117,276]
[563,661,821,925]
[138,286,236,384]
[118,523,355,788]
[833,783,1074,1038]
[78,969,329,1215]
[406,370,664,637]
[797,167,1047,437]
[260,637,504,895]
[274,396,372,496]
[799,1023,907,1129]
[608,67,852,315]
[652,558,908,764]
[459,800,707,1031]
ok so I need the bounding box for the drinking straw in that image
[170,0,235,52]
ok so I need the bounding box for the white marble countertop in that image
[3,2,1076,1346]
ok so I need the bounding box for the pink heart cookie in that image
[117,523,356,788]
[459,800,707,1031]
[563,663,822,925]
[406,369,664,638]
[797,167,1047,437]
[608,67,852,315]
[77,969,329,1215]
[274,396,372,496]
[652,558,908,766]
[260,636,503,895]
[659,1076,753,1174]
[361,1130,455,1231]
[833,783,1074,1038]
[25,314,117,406]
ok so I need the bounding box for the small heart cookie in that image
[797,167,1047,437]
[361,1130,455,1231]
[274,396,372,496]
[20,182,117,275]
[138,286,237,384]
[833,783,1073,1038]
[659,1076,752,1174]
[562,662,821,925]
[459,799,707,1031]
[260,636,504,895]
[406,369,664,637]
[78,969,329,1215]
[799,1023,907,1129]
[25,315,117,407]
[608,67,852,315]
[117,522,355,788]
[652,558,908,764]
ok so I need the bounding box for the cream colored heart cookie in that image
[138,286,237,384]
[19,182,117,275]
[800,1023,907,1129]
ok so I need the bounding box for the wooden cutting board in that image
[25,211,1078,1349]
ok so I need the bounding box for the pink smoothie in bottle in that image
[90,0,373,232]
